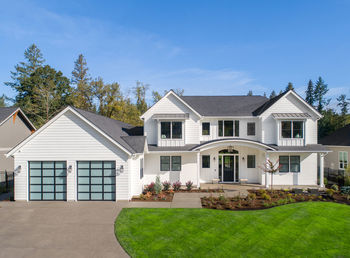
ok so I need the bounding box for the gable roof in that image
[180,95,268,116]
[7,106,145,157]
[319,124,350,146]
[0,107,36,130]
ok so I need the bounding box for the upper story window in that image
[281,121,303,139]
[161,121,182,139]
[218,120,239,137]
[202,122,210,135]
[247,122,256,136]
[339,151,348,170]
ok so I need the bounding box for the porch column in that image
[320,153,325,188]
[197,152,200,188]
[265,153,269,188]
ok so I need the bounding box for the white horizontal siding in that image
[13,110,130,201]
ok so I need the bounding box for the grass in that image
[115,202,350,258]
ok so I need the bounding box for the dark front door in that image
[223,156,234,182]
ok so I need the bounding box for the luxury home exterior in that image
[6,89,330,201]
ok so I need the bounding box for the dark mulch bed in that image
[201,189,350,210]
[132,191,174,202]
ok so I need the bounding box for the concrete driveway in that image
[0,201,129,258]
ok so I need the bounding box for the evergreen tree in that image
[173,88,184,96]
[22,65,73,127]
[337,94,349,115]
[5,44,45,109]
[71,54,93,110]
[286,82,294,91]
[314,77,330,112]
[0,94,7,107]
[263,92,267,98]
[247,90,253,96]
[134,81,148,114]
[305,80,314,106]
[279,90,283,95]
[152,91,162,104]
[269,90,276,99]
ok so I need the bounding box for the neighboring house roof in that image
[0,106,36,130]
[267,144,331,153]
[72,107,145,154]
[180,95,268,116]
[319,124,350,146]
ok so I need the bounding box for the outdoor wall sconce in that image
[119,165,124,173]
[14,165,21,175]
[242,156,245,161]
[213,157,216,161]
[67,165,72,173]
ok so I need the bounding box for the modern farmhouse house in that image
[6,89,330,201]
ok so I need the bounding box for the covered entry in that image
[218,149,239,182]
[77,161,116,201]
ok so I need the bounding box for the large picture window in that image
[281,121,304,138]
[218,120,239,137]
[339,151,348,169]
[279,155,300,173]
[161,121,182,139]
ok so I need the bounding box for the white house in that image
[7,89,330,202]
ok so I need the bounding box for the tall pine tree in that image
[314,77,330,112]
[285,82,294,91]
[269,90,276,99]
[71,54,93,110]
[305,80,314,106]
[247,90,253,96]
[337,94,349,116]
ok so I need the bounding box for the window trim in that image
[218,120,239,137]
[160,121,183,139]
[339,151,348,170]
[281,120,304,139]
[279,155,301,173]
[202,122,210,136]
[247,155,256,168]
[202,155,210,168]
[247,122,256,136]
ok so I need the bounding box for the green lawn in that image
[115,202,350,257]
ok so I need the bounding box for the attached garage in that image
[29,161,67,201]
[77,161,116,201]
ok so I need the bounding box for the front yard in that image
[115,202,350,257]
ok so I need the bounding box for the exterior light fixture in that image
[67,165,72,173]
[228,146,233,153]
[120,165,124,173]
[242,156,245,161]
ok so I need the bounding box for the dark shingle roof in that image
[319,124,350,146]
[148,144,197,152]
[252,91,288,116]
[72,107,145,154]
[268,144,330,152]
[0,107,18,124]
[180,95,268,116]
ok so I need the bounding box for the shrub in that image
[145,182,155,193]
[139,194,146,200]
[261,193,271,201]
[145,192,152,198]
[185,181,193,191]
[218,194,226,202]
[331,184,339,192]
[172,181,181,191]
[258,189,266,196]
[158,193,167,200]
[247,193,257,200]
[324,177,328,185]
[162,181,171,191]
[326,188,335,197]
[154,176,162,194]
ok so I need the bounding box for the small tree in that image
[259,159,281,189]
[154,176,162,194]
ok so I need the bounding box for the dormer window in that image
[161,121,182,139]
[281,121,303,139]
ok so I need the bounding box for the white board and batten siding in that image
[143,94,200,147]
[261,93,318,145]
[13,110,130,201]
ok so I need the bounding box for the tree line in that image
[2,44,182,128]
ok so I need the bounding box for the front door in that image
[219,155,239,182]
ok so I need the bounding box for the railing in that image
[0,171,14,201]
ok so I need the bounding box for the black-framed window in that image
[160,156,170,171]
[202,155,210,168]
[161,122,171,139]
[218,120,239,137]
[247,122,256,136]
[281,121,304,139]
[161,121,182,139]
[202,122,210,135]
[172,122,182,139]
[77,161,116,201]
[29,161,67,201]
[247,155,256,168]
[140,158,144,179]
[171,156,182,171]
[279,156,289,172]
[290,156,300,172]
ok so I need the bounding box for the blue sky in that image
[1,0,350,106]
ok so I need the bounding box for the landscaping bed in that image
[201,188,350,210]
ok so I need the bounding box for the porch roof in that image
[272,113,311,119]
[191,138,277,151]
[267,144,331,153]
